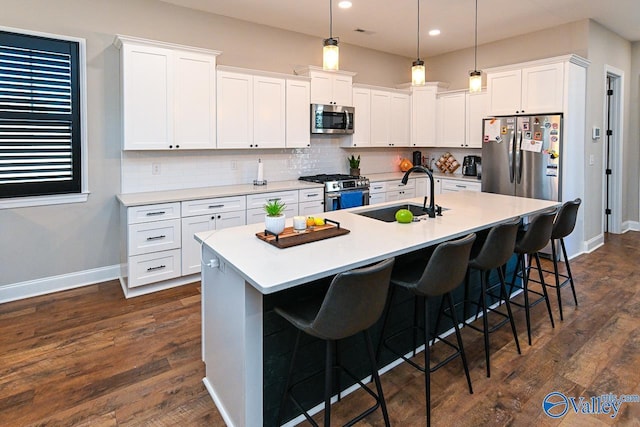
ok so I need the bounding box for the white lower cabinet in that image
[440,179,481,193]
[415,177,442,198]
[369,179,416,203]
[298,187,324,215]
[246,190,299,225]
[129,249,182,288]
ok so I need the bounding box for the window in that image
[0,28,87,205]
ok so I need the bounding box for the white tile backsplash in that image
[120,137,481,193]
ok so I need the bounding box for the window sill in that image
[0,192,90,209]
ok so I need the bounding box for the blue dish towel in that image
[340,191,363,209]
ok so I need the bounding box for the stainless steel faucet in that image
[401,165,441,218]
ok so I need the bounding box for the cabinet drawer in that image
[246,205,298,225]
[246,191,299,209]
[128,202,181,224]
[128,249,181,288]
[299,188,323,202]
[441,180,481,192]
[299,200,324,216]
[128,218,181,256]
[182,196,246,217]
[369,182,387,194]
[386,179,415,191]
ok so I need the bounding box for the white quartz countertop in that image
[367,171,481,183]
[116,179,324,207]
[196,191,558,295]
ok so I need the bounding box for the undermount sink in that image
[355,203,448,223]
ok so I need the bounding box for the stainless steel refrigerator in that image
[481,114,562,201]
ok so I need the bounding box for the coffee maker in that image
[462,155,481,176]
[412,151,422,166]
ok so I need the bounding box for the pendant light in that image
[323,0,339,71]
[411,0,425,86]
[469,0,482,92]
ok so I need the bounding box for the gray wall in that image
[629,41,640,223]
[0,0,410,288]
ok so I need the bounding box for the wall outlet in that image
[589,154,595,166]
[230,160,237,170]
[152,162,161,175]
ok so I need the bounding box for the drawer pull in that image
[306,193,319,197]
[146,211,166,216]
[147,265,166,272]
[455,184,466,188]
[146,235,166,241]
[268,198,281,202]
[208,204,224,209]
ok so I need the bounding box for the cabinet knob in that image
[169,145,173,148]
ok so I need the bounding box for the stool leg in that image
[432,295,446,346]
[376,284,396,362]
[498,267,521,354]
[278,330,302,426]
[324,339,333,427]
[551,238,564,320]
[423,296,432,427]
[522,254,532,346]
[335,341,341,402]
[413,296,421,357]
[480,269,491,377]
[364,330,391,427]
[447,292,473,394]
[463,268,470,322]
[561,238,578,306]
[534,253,555,329]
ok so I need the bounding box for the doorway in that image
[603,66,623,234]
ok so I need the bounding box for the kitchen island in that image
[196,191,559,427]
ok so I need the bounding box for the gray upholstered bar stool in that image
[378,233,476,427]
[461,218,522,378]
[546,198,582,320]
[509,209,557,345]
[275,258,395,427]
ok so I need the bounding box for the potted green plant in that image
[264,199,286,235]
[348,154,361,177]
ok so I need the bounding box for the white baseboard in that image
[584,234,605,253]
[622,220,640,232]
[0,264,120,304]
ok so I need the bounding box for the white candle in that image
[293,216,306,231]
[257,159,264,182]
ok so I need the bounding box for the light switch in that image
[589,154,595,165]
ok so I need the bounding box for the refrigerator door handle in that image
[516,130,523,184]
[508,130,515,183]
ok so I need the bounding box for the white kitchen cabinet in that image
[440,178,481,193]
[436,91,466,147]
[285,78,311,148]
[466,91,488,148]
[181,195,246,275]
[294,66,355,106]
[345,86,371,147]
[410,82,447,147]
[390,92,411,147]
[415,177,442,198]
[487,62,564,115]
[369,181,387,204]
[115,36,220,150]
[246,190,299,224]
[370,89,391,147]
[217,68,285,149]
[369,179,416,202]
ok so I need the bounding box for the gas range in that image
[299,174,370,192]
[299,174,370,211]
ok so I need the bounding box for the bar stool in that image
[509,209,557,345]
[546,198,582,320]
[275,257,395,427]
[460,218,522,378]
[378,233,476,427]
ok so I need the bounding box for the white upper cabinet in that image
[466,91,488,148]
[410,83,446,147]
[370,89,391,146]
[115,35,220,150]
[436,91,466,147]
[217,67,286,149]
[346,86,371,147]
[487,61,564,115]
[390,92,411,147]
[285,78,311,148]
[294,66,356,106]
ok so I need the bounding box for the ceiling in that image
[159,0,640,58]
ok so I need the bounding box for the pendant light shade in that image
[412,0,425,86]
[323,0,339,70]
[469,0,482,92]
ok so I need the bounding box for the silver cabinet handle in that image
[147,265,166,272]
[455,184,466,188]
[268,198,281,202]
[146,211,165,216]
[146,235,166,241]
[306,193,319,198]
[208,204,224,209]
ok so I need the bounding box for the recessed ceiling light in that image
[429,29,441,36]
[338,1,352,8]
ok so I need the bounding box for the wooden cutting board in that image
[256,223,350,249]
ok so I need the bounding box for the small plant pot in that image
[265,214,286,235]
[350,168,360,177]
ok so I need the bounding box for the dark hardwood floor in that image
[0,232,638,426]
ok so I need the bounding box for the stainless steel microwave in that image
[311,104,354,134]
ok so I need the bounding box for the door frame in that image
[602,65,624,234]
